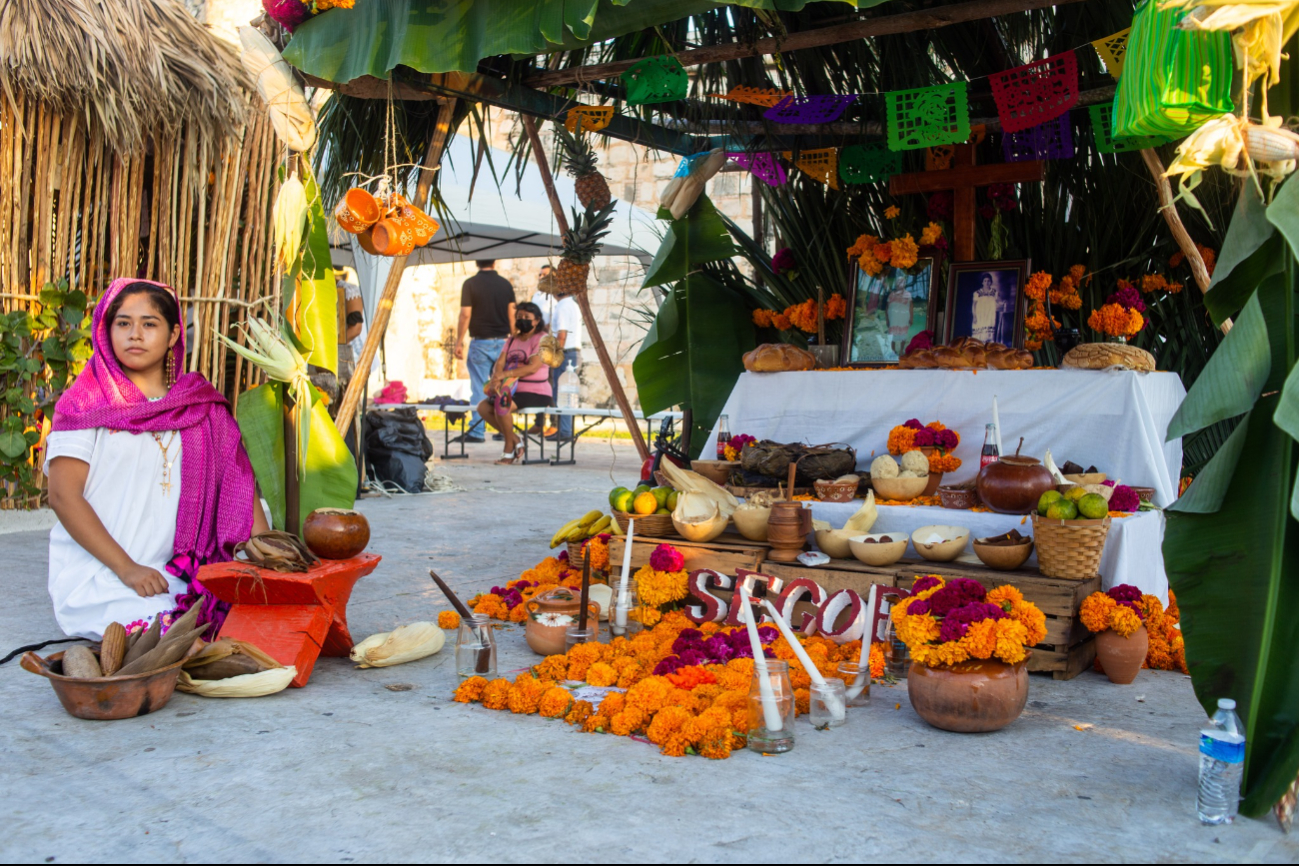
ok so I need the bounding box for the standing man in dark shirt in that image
[454,259,515,441]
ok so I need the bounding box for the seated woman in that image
[46,279,269,640]
[477,302,553,465]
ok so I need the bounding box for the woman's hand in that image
[117,563,171,597]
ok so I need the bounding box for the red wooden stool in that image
[199,554,381,687]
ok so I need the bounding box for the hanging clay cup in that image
[524,586,599,656]
[907,655,1030,732]
[1095,625,1148,685]
[334,188,382,234]
[406,202,440,245]
[371,209,416,257]
[356,227,382,256]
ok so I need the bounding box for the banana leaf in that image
[1163,183,1299,817]
[236,382,358,531]
[292,164,338,373]
[283,0,859,83]
[642,196,737,290]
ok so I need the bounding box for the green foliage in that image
[0,279,91,505]
[642,196,737,289]
[293,164,339,373]
[1164,179,1299,817]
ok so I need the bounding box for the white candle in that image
[761,599,844,722]
[742,590,783,733]
[614,520,634,633]
[846,585,876,701]
[992,395,1004,455]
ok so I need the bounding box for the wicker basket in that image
[612,510,676,538]
[567,539,590,563]
[1032,514,1111,580]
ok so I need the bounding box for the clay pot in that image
[20,650,187,720]
[766,501,811,562]
[907,655,1030,732]
[524,587,599,656]
[334,188,382,234]
[1095,625,1148,685]
[371,211,416,256]
[977,455,1056,514]
[303,508,370,560]
[918,447,943,497]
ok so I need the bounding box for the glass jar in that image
[837,661,871,706]
[746,659,796,754]
[810,678,847,729]
[565,624,598,652]
[455,613,497,679]
[885,618,910,680]
[608,581,644,639]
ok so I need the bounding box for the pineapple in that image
[552,203,616,296]
[554,125,612,210]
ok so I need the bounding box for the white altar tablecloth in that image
[708,369,1187,506]
[808,502,1168,603]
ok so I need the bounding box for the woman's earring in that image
[165,352,176,387]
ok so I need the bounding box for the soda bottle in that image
[716,414,732,460]
[1197,698,1246,824]
[980,423,999,470]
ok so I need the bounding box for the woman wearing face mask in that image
[477,302,552,464]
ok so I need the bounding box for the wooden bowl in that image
[911,525,970,562]
[938,486,979,510]
[691,460,739,485]
[814,479,859,503]
[1064,473,1107,485]
[973,538,1035,571]
[848,532,909,566]
[870,475,928,502]
[20,650,187,720]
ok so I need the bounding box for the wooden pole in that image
[525,0,1086,88]
[520,115,651,463]
[284,389,300,535]
[335,99,456,438]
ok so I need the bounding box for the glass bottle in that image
[746,659,796,754]
[980,422,1000,470]
[885,617,910,680]
[716,414,732,460]
[810,678,847,729]
[455,613,497,679]
[837,661,871,706]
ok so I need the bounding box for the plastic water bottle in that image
[1197,698,1245,824]
[558,361,579,409]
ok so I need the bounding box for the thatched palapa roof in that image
[0,0,249,153]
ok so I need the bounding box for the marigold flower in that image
[1110,604,1143,638]
[453,676,487,703]
[533,655,569,683]
[928,452,962,473]
[586,662,618,687]
[1139,274,1167,294]
[825,293,848,321]
[646,705,693,748]
[438,610,461,630]
[1080,593,1116,633]
[869,641,886,679]
[565,699,594,726]
[859,254,883,276]
[772,313,793,330]
[873,242,893,264]
[959,619,1000,659]
[846,234,878,259]
[609,708,646,736]
[506,675,548,714]
[920,222,943,246]
[888,425,918,455]
[508,604,527,623]
[753,308,775,327]
[892,234,920,270]
[885,205,901,219]
[581,713,608,733]
[538,686,573,718]
[598,692,626,717]
[481,678,511,710]
[1026,271,1052,301]
[1012,601,1047,646]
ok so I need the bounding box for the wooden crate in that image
[895,563,1099,680]
[607,533,768,581]
[761,558,898,596]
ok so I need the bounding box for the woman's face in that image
[110,292,180,376]
[518,311,540,332]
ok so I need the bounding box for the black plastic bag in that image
[365,408,433,492]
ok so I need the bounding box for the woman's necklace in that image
[150,432,177,496]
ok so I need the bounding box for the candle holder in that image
[837,661,871,706]
[565,625,599,652]
[810,678,848,729]
[609,583,644,639]
[455,613,497,679]
[746,660,796,753]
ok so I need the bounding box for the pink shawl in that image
[51,278,255,580]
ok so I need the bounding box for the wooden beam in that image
[300,72,443,102]
[525,0,1087,89]
[520,114,651,463]
[335,99,457,438]
[890,159,1045,195]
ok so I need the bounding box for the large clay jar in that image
[907,655,1030,732]
[1095,625,1148,685]
[303,508,370,560]
[524,587,598,656]
[977,455,1055,514]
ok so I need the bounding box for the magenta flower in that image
[911,575,942,595]
[937,429,959,450]
[928,192,953,221]
[937,601,1007,642]
[904,418,925,430]
[772,247,797,276]
[1109,485,1140,513]
[649,544,685,572]
[263,0,311,31]
[908,599,931,616]
[1107,284,1146,313]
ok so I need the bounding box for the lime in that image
[612,490,634,514]
[656,507,671,515]
[666,489,680,511]
[1064,485,1088,503]
[609,486,629,507]
[1037,489,1063,516]
[1046,499,1079,520]
[1077,492,1109,519]
[633,484,652,498]
[652,486,672,508]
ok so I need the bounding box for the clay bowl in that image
[303,508,371,560]
[1063,473,1107,485]
[21,650,186,720]
[1130,486,1156,504]
[938,486,979,510]
[848,532,909,566]
[814,478,859,503]
[972,537,1035,571]
[871,475,928,502]
[814,528,855,560]
[911,525,970,562]
[691,460,738,486]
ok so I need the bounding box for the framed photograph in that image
[842,259,939,366]
[944,260,1030,348]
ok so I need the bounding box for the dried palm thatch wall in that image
[0,0,281,399]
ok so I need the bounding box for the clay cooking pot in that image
[524,587,599,656]
[303,508,371,560]
[907,655,1030,733]
[20,650,187,720]
[1095,625,1148,685]
[977,455,1055,514]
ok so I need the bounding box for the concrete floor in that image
[2,439,1296,864]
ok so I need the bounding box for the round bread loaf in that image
[743,343,818,372]
[1061,342,1156,372]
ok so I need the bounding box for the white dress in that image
[46,427,187,640]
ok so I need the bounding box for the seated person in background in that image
[476,302,553,465]
[45,279,270,640]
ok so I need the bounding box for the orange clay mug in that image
[333,188,382,234]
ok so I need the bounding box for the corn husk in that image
[660,460,739,517]
[178,667,296,697]
[663,149,728,219]
[842,490,878,534]
[183,638,282,680]
[350,622,446,668]
[273,176,308,272]
[238,26,317,152]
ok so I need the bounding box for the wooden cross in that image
[890,144,1044,262]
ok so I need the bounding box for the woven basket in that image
[1032,514,1111,580]
[612,510,676,538]
[567,539,589,563]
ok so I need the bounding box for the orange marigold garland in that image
[846,223,939,276]
[753,294,849,331]
[892,575,1046,668]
